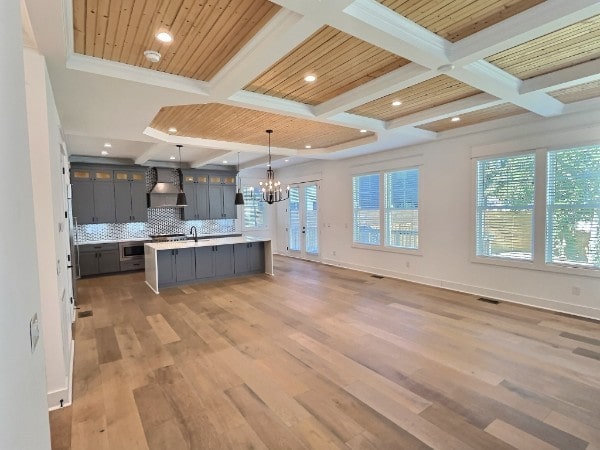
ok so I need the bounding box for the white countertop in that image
[77,233,242,246]
[145,236,269,251]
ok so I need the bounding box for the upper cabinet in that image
[71,168,116,224]
[182,172,209,220]
[114,169,147,223]
[209,174,237,220]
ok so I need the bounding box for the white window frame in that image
[352,166,422,255]
[471,146,600,278]
[241,184,268,231]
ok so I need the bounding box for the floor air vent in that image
[478,298,500,305]
[78,310,93,318]
[371,274,384,279]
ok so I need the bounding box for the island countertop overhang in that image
[145,236,270,251]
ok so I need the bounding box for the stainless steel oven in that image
[119,241,146,262]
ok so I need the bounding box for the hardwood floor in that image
[50,255,600,449]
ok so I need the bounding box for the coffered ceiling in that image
[23,0,600,168]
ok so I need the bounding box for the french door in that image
[288,183,319,260]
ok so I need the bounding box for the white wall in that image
[24,47,73,409]
[276,109,600,320]
[0,0,51,448]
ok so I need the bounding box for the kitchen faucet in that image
[190,226,198,243]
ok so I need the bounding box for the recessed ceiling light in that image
[451,117,461,122]
[360,129,367,133]
[169,156,176,160]
[438,64,455,72]
[304,74,316,82]
[103,142,112,148]
[101,150,109,156]
[392,100,402,107]
[143,50,161,63]
[305,145,311,149]
[223,160,228,164]
[156,32,173,43]
[168,127,177,134]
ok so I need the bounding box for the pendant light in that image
[259,129,289,204]
[234,152,245,205]
[176,144,187,207]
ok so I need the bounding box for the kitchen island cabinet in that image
[144,237,272,294]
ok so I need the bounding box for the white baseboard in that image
[48,339,74,411]
[316,258,600,321]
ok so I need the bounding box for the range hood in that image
[149,168,181,208]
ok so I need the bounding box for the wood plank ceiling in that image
[70,0,600,155]
[150,103,373,149]
[244,26,410,105]
[348,76,482,121]
[486,15,600,79]
[418,104,528,133]
[72,0,280,81]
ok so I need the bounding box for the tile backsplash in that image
[75,208,236,243]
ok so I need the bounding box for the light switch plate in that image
[30,313,40,353]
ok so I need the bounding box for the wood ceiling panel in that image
[486,15,600,79]
[150,103,373,149]
[244,26,410,106]
[418,104,527,132]
[348,75,481,121]
[72,0,280,81]
[377,0,545,42]
[549,80,600,104]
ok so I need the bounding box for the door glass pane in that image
[289,187,300,251]
[305,185,319,254]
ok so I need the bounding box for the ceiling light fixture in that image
[451,117,461,122]
[360,129,367,133]
[259,130,289,205]
[143,50,161,63]
[438,64,455,72]
[222,160,228,164]
[101,150,109,156]
[392,100,402,106]
[175,144,187,207]
[156,32,173,43]
[103,142,112,148]
[304,74,317,82]
[305,144,311,149]
[234,152,244,206]
[168,127,177,134]
[169,156,176,160]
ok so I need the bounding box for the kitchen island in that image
[144,236,273,294]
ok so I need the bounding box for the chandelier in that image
[259,129,289,204]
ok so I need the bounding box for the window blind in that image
[288,187,301,251]
[305,185,319,254]
[384,169,419,249]
[546,145,600,268]
[353,174,380,245]
[476,153,535,260]
[242,186,266,229]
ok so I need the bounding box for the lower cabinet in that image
[234,242,265,274]
[195,245,235,279]
[78,243,120,276]
[157,248,195,285]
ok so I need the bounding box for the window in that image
[353,168,420,250]
[546,146,600,268]
[385,169,419,249]
[242,186,266,229]
[476,153,535,260]
[353,173,380,245]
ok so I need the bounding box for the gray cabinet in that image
[208,174,237,220]
[78,243,120,276]
[114,170,147,223]
[234,242,265,274]
[194,244,234,279]
[157,248,196,286]
[182,172,209,220]
[71,167,116,224]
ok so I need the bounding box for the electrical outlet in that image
[572,286,581,296]
[332,250,336,256]
[30,313,40,353]
[406,261,410,268]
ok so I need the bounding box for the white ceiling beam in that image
[520,60,600,95]
[387,93,503,129]
[314,63,435,118]
[452,61,564,117]
[308,134,378,155]
[227,90,315,119]
[66,54,211,97]
[209,10,322,100]
[325,112,387,133]
[240,154,287,170]
[135,143,166,165]
[450,0,600,65]
[189,150,231,169]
